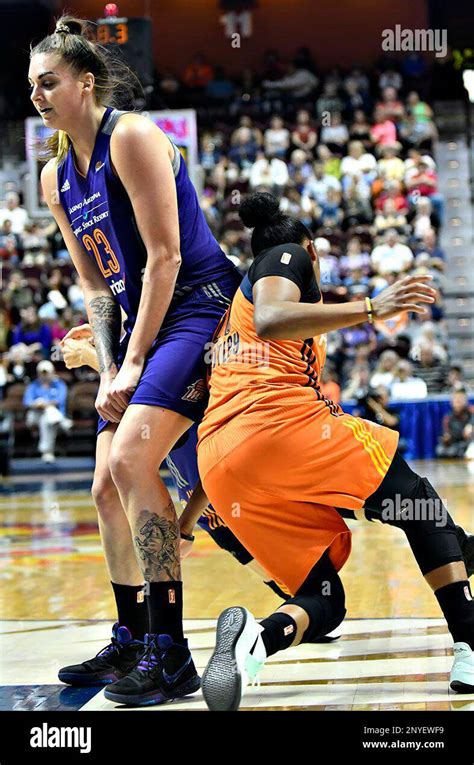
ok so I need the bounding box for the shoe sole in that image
[201,606,249,712]
[103,674,201,706]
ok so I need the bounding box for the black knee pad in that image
[285,574,346,643]
[391,476,462,575]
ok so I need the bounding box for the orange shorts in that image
[198,404,398,595]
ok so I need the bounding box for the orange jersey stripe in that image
[352,418,392,470]
[341,419,389,477]
[342,418,391,473]
[350,418,392,471]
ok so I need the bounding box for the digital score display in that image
[97,21,129,46]
[96,16,153,88]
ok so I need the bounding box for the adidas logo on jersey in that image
[60,179,70,192]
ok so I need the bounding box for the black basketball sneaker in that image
[58,622,145,686]
[103,633,201,706]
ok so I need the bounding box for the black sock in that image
[435,580,474,649]
[146,581,185,644]
[111,582,148,640]
[259,612,297,657]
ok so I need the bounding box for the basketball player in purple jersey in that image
[29,16,240,706]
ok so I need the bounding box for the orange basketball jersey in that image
[198,256,399,510]
[199,275,341,445]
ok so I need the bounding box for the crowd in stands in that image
[0,50,472,463]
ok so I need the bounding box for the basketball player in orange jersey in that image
[62,294,474,652]
[192,192,474,710]
[61,318,474,602]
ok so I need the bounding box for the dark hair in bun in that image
[239,192,313,257]
[239,192,281,228]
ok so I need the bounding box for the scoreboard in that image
[96,16,154,88]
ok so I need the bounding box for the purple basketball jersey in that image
[57,107,237,334]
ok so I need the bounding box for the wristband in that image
[180,531,195,542]
[365,296,374,324]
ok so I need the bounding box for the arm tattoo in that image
[134,504,181,581]
[89,295,121,374]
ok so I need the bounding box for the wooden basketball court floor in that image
[1,460,474,712]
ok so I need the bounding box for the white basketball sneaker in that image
[450,642,474,693]
[202,607,267,711]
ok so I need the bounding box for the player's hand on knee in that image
[108,360,143,411]
[95,374,124,423]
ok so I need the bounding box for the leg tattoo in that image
[134,502,181,581]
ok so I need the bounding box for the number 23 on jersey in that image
[82,228,120,278]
